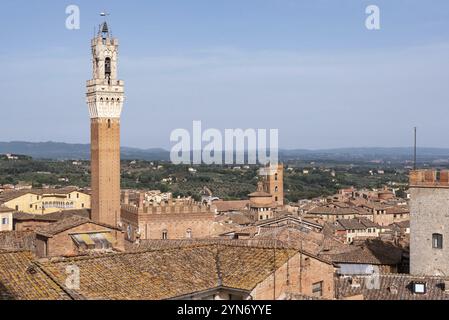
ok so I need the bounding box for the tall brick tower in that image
[86,21,124,226]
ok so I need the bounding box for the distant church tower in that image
[260,163,284,206]
[86,21,124,226]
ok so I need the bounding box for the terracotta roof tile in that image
[0,251,71,300]
[337,274,449,300]
[36,216,120,238]
[324,239,404,265]
[213,200,249,212]
[37,242,295,300]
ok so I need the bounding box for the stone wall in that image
[410,186,449,276]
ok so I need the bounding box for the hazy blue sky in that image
[1,0,449,149]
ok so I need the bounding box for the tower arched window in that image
[162,230,168,240]
[433,233,443,249]
[275,186,279,192]
[186,229,192,239]
[105,57,111,79]
[275,173,278,181]
[108,119,111,129]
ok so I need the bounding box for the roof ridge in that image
[40,240,295,265]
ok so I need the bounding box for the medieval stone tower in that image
[86,21,124,226]
[260,163,284,207]
[409,169,449,276]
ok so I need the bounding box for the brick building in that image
[248,182,277,221]
[12,209,90,232]
[121,195,215,242]
[35,215,125,258]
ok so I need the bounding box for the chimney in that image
[139,192,145,208]
[124,190,129,205]
[388,284,398,295]
[444,280,449,293]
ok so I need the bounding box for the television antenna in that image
[414,127,417,170]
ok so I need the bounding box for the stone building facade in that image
[0,206,13,231]
[409,170,449,276]
[0,188,90,215]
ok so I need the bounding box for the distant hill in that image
[0,141,170,160]
[279,147,449,161]
[1,141,449,162]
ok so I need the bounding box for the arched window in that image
[275,186,279,192]
[105,57,111,79]
[186,229,192,239]
[108,119,111,129]
[433,233,443,249]
[275,173,278,181]
[162,230,168,240]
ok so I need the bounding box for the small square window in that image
[413,282,426,294]
[312,281,323,297]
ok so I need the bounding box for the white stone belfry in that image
[86,22,125,119]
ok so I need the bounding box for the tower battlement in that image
[91,37,119,47]
[409,170,449,188]
[86,79,124,87]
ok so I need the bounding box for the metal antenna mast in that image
[414,127,417,170]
